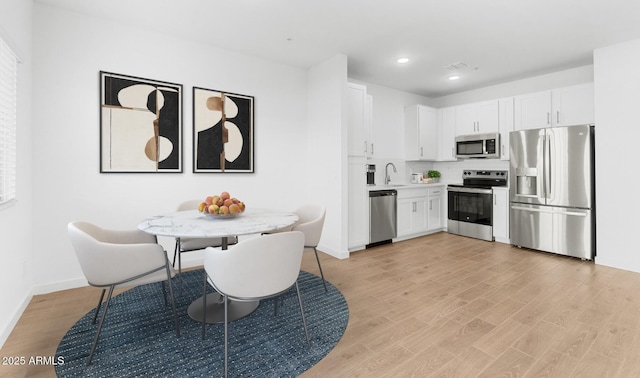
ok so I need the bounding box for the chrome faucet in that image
[385,162,397,185]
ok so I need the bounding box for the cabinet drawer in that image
[397,187,428,199]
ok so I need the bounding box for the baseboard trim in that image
[317,244,349,259]
[0,290,32,349]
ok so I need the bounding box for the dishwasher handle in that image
[369,190,397,197]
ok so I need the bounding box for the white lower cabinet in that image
[348,158,369,251]
[492,187,509,243]
[427,187,444,231]
[398,196,427,237]
[396,186,444,240]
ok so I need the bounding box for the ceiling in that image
[37,0,640,97]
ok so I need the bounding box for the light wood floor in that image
[3,232,640,377]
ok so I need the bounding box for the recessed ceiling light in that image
[397,57,410,64]
[449,75,460,81]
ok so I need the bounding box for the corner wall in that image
[307,54,349,258]
[0,0,33,348]
[593,38,640,272]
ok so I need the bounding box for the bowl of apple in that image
[198,192,246,218]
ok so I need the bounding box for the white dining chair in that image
[67,221,180,365]
[282,204,328,292]
[173,199,237,294]
[202,231,310,377]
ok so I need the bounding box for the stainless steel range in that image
[447,170,508,241]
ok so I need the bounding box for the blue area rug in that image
[55,269,348,377]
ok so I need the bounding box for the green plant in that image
[427,170,441,178]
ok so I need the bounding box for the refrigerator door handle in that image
[545,131,552,200]
[537,132,546,202]
[511,205,588,217]
[511,205,553,213]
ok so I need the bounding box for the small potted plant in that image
[426,170,441,183]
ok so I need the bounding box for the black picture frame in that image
[100,71,183,173]
[192,87,254,173]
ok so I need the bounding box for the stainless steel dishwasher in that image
[368,189,397,246]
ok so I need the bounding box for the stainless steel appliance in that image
[366,164,376,185]
[509,124,595,260]
[368,189,397,246]
[455,132,500,159]
[448,170,508,241]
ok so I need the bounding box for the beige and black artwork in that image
[100,71,182,173]
[193,87,254,173]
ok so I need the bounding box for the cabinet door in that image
[514,90,552,130]
[427,195,442,231]
[455,104,477,135]
[437,107,457,161]
[419,106,437,160]
[476,100,499,133]
[348,158,369,249]
[348,83,368,156]
[365,94,374,157]
[404,106,420,160]
[413,198,428,233]
[499,97,514,161]
[405,105,437,160]
[397,198,414,237]
[492,188,509,242]
[551,83,594,127]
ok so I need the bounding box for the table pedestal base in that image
[187,293,260,324]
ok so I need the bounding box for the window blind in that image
[0,37,18,205]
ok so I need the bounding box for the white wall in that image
[30,4,312,292]
[307,54,349,258]
[593,39,640,272]
[0,0,33,348]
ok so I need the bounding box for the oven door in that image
[448,187,493,225]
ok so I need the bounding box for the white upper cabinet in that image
[514,90,551,130]
[514,83,594,130]
[551,83,595,127]
[404,104,437,160]
[347,83,373,157]
[498,97,514,161]
[437,107,457,161]
[455,100,499,136]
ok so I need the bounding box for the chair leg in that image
[172,238,179,267]
[274,294,286,317]
[295,281,311,346]
[164,260,180,338]
[224,293,229,378]
[161,281,168,306]
[87,285,114,365]
[178,248,183,296]
[313,247,328,292]
[202,271,208,340]
[92,289,106,324]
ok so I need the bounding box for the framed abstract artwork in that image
[100,71,182,173]
[193,87,254,173]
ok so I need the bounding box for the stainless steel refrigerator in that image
[509,124,595,260]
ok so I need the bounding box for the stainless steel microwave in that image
[455,132,500,159]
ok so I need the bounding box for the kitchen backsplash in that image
[366,158,509,185]
[409,159,509,184]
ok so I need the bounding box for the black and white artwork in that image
[100,71,182,173]
[193,87,254,173]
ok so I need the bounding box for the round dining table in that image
[138,208,299,323]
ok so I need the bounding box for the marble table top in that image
[137,208,299,238]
